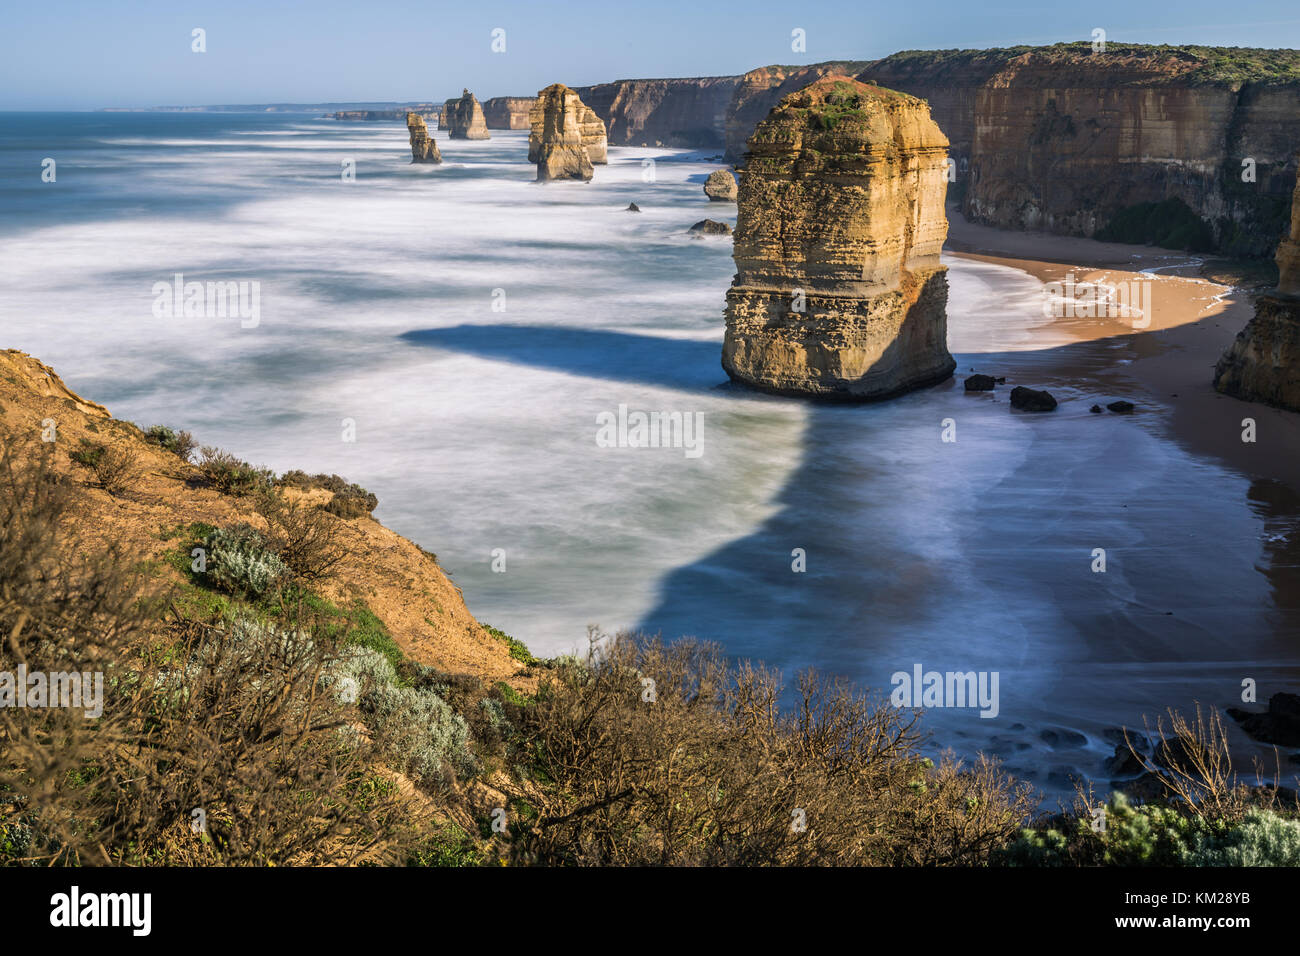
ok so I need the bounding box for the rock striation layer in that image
[1214,168,1300,410]
[722,77,954,400]
[482,96,537,129]
[441,90,491,139]
[406,113,442,163]
[528,84,607,181]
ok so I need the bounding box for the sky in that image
[3,0,1299,109]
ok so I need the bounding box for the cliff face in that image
[1215,168,1300,410]
[529,84,605,181]
[442,90,491,139]
[722,77,954,400]
[482,96,536,129]
[406,113,442,163]
[855,45,1300,256]
[575,76,741,147]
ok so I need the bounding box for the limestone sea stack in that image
[442,89,490,139]
[1214,167,1300,410]
[406,113,442,163]
[528,84,608,182]
[722,77,954,399]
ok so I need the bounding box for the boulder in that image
[626,203,641,213]
[406,113,442,164]
[528,84,607,182]
[721,77,954,400]
[964,373,996,391]
[442,89,491,140]
[1010,386,1057,411]
[1227,692,1300,747]
[690,219,732,236]
[1107,400,1135,413]
[704,169,738,201]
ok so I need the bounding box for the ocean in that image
[2,110,1296,802]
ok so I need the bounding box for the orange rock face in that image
[722,77,954,400]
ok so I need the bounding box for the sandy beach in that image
[948,210,1300,495]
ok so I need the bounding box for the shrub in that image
[200,524,287,598]
[330,647,477,791]
[1187,811,1300,866]
[277,470,378,519]
[514,633,1035,865]
[256,492,351,580]
[197,446,274,497]
[483,624,537,665]
[1,443,412,865]
[143,425,197,463]
[70,440,137,496]
[999,792,1209,866]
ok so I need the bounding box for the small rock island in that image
[722,76,955,400]
[441,89,491,140]
[406,112,441,163]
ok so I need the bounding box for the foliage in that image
[201,524,288,598]
[1094,198,1216,251]
[197,446,275,496]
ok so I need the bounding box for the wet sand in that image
[948,211,1300,494]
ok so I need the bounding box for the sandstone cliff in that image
[482,96,537,129]
[1215,168,1300,410]
[442,89,491,139]
[529,84,606,181]
[575,75,742,147]
[723,77,954,400]
[857,44,1300,257]
[406,112,442,163]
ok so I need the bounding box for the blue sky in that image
[3,0,1299,109]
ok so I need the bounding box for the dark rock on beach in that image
[1107,400,1135,413]
[1227,692,1300,747]
[1010,386,1057,411]
[964,373,996,391]
[626,203,641,213]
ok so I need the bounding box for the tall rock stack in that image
[722,77,954,400]
[1214,167,1300,411]
[442,90,491,140]
[528,84,608,181]
[406,113,442,163]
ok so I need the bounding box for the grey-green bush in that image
[330,647,477,791]
[1188,811,1300,866]
[201,524,288,598]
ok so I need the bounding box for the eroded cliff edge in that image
[722,77,954,400]
[1215,168,1300,410]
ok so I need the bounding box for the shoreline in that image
[947,211,1300,494]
